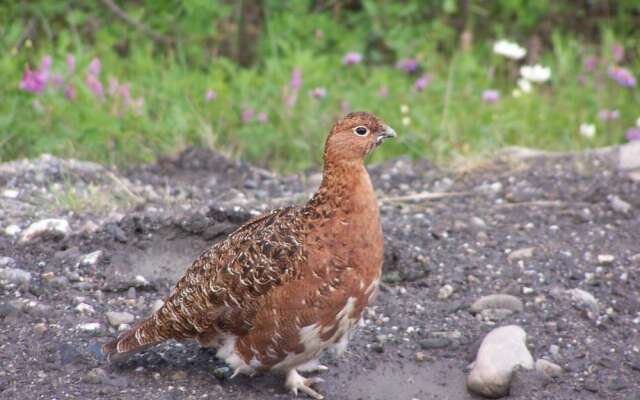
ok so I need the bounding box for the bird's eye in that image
[353,126,369,136]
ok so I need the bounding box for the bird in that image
[102,111,397,399]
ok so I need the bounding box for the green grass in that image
[1,19,638,172]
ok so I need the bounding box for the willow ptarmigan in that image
[103,111,396,399]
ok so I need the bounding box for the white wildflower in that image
[400,104,409,114]
[580,123,596,139]
[517,78,532,93]
[636,117,640,127]
[401,117,411,126]
[493,40,527,60]
[520,64,552,83]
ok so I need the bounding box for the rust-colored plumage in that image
[103,111,396,399]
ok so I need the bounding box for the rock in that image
[106,311,134,327]
[535,359,562,378]
[33,322,48,334]
[19,219,70,243]
[608,195,632,213]
[0,257,16,267]
[479,308,515,322]
[2,189,19,198]
[77,322,101,333]
[597,254,615,266]
[618,141,640,170]
[213,366,230,380]
[467,325,534,398]
[565,288,599,314]
[75,303,95,315]
[171,370,188,380]
[415,351,427,362]
[4,225,21,237]
[419,337,451,350]
[507,247,535,263]
[0,267,32,285]
[150,299,164,313]
[471,217,487,229]
[84,368,108,384]
[79,251,103,267]
[438,284,454,300]
[470,294,524,314]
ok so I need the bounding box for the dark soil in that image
[1,147,639,400]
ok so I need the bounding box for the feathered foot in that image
[285,369,324,399]
[298,359,329,373]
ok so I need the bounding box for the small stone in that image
[0,257,16,267]
[549,345,560,360]
[77,322,101,333]
[415,351,427,362]
[467,325,534,398]
[79,251,103,267]
[419,337,451,350]
[33,323,48,334]
[597,254,615,266]
[2,189,19,198]
[4,225,21,237]
[75,303,95,315]
[106,311,134,327]
[479,308,514,321]
[134,275,149,286]
[118,323,131,332]
[438,284,454,300]
[471,217,487,229]
[151,299,164,313]
[470,294,524,314]
[565,288,599,314]
[19,219,70,243]
[171,371,187,380]
[507,247,535,263]
[609,195,632,213]
[85,368,108,384]
[0,267,32,285]
[213,367,230,380]
[618,141,640,170]
[535,359,562,378]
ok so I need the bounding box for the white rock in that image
[2,189,19,199]
[438,284,454,300]
[134,275,149,285]
[79,251,103,267]
[619,141,640,170]
[470,294,524,313]
[608,195,632,214]
[0,267,32,284]
[4,225,21,237]
[535,359,562,378]
[75,303,95,315]
[597,254,615,265]
[565,288,599,313]
[467,325,534,398]
[106,311,134,327]
[0,257,16,267]
[507,247,535,263]
[151,299,164,313]
[118,323,131,332]
[77,322,101,332]
[19,219,70,243]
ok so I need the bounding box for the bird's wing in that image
[154,205,306,339]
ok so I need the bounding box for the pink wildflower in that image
[342,52,362,66]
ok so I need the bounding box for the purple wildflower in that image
[40,55,52,78]
[290,69,302,91]
[88,57,101,76]
[256,112,268,124]
[583,56,598,72]
[612,43,624,63]
[50,73,64,87]
[241,108,254,123]
[608,66,636,88]
[626,127,640,141]
[67,54,76,74]
[377,86,389,98]
[414,74,432,92]
[598,109,620,122]
[119,83,131,107]
[64,84,76,101]
[397,58,419,74]
[309,87,327,99]
[482,89,500,104]
[85,74,104,98]
[342,52,362,66]
[205,89,216,102]
[19,66,47,93]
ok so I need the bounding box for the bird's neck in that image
[308,158,377,215]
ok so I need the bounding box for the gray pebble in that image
[470,294,524,314]
[0,267,32,284]
[106,311,134,327]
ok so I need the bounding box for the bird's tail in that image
[102,316,165,362]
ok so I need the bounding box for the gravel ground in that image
[1,145,639,400]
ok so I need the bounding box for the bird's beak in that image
[376,125,397,145]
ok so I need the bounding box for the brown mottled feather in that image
[103,112,396,399]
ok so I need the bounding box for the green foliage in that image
[0,1,639,171]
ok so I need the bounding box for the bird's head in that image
[323,111,396,163]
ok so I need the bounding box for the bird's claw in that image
[286,369,324,399]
